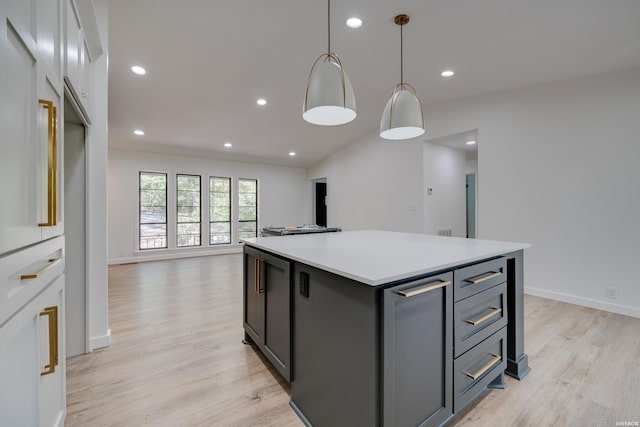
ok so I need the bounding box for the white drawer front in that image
[0,236,64,325]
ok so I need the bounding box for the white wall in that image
[308,132,424,233]
[306,67,640,317]
[423,142,466,237]
[108,149,308,263]
[422,67,640,317]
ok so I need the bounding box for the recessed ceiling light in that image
[256,98,267,106]
[346,17,363,28]
[466,140,476,145]
[289,152,296,157]
[441,70,455,77]
[224,142,232,148]
[134,129,144,136]
[131,66,146,76]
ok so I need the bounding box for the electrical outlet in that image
[606,287,617,299]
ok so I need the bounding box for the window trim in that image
[176,173,202,248]
[238,178,258,241]
[209,176,232,245]
[139,171,168,250]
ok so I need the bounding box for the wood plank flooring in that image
[66,255,640,426]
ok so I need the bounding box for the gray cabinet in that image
[243,246,292,382]
[452,257,508,412]
[383,272,453,427]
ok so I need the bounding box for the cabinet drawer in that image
[454,282,507,357]
[0,236,64,325]
[454,257,506,302]
[453,327,506,412]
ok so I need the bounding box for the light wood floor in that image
[66,255,640,427]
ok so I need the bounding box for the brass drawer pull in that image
[255,258,265,294]
[465,271,501,284]
[20,258,61,280]
[397,280,451,298]
[40,306,59,376]
[464,353,501,380]
[465,307,502,326]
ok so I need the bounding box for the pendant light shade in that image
[380,14,425,140]
[303,54,356,126]
[380,83,425,140]
[303,0,356,126]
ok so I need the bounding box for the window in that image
[238,178,258,240]
[209,177,231,245]
[139,172,167,249]
[176,174,201,247]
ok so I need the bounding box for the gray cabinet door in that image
[383,271,453,427]
[243,247,264,343]
[243,245,292,382]
[262,251,292,381]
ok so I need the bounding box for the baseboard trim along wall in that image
[90,329,112,350]
[525,287,640,319]
[108,245,244,265]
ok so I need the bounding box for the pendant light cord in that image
[400,22,404,84]
[327,0,331,54]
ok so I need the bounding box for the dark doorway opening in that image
[315,182,327,227]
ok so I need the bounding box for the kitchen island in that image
[242,230,530,427]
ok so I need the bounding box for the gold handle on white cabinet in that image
[20,258,61,280]
[465,307,502,326]
[465,271,501,285]
[40,306,59,376]
[397,280,451,298]
[38,99,58,227]
[464,353,501,380]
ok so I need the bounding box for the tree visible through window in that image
[139,172,167,249]
[209,177,231,244]
[177,174,201,247]
[238,178,257,240]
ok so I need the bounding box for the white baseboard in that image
[525,286,640,318]
[108,245,243,265]
[90,329,111,350]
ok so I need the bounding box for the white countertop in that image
[243,230,530,286]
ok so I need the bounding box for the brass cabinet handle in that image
[40,306,59,376]
[397,280,451,298]
[38,99,58,227]
[255,258,265,294]
[465,271,501,285]
[20,258,62,280]
[465,307,502,326]
[464,353,501,380]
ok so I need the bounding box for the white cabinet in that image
[64,0,92,120]
[0,0,63,254]
[0,1,66,426]
[0,274,66,427]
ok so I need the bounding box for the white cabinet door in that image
[38,275,66,427]
[0,0,63,253]
[36,0,62,82]
[63,0,91,119]
[0,275,65,427]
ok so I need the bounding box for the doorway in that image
[312,178,327,227]
[64,95,88,357]
[466,174,476,238]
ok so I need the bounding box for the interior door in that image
[315,182,327,227]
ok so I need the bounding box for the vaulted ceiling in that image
[108,0,640,167]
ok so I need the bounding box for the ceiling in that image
[108,0,640,168]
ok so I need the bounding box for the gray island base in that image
[242,230,531,426]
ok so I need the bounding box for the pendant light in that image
[380,14,425,140]
[303,0,356,126]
